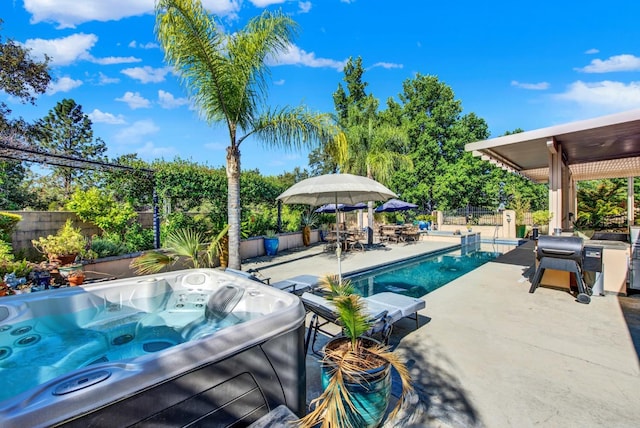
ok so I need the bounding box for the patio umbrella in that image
[374,198,418,213]
[314,203,367,213]
[277,173,397,282]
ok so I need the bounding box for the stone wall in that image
[6,211,155,253]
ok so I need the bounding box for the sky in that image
[2,0,640,176]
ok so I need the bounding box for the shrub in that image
[0,212,21,242]
[532,210,553,225]
[66,188,138,238]
[31,219,94,261]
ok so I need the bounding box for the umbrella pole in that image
[335,194,342,284]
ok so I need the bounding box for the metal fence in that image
[442,207,503,226]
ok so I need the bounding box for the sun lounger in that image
[300,290,425,355]
[270,274,320,295]
[364,292,425,329]
[300,292,393,355]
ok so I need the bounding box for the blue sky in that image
[3,0,640,176]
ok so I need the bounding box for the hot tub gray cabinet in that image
[0,269,306,427]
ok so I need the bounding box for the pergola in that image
[0,131,161,248]
[465,109,640,231]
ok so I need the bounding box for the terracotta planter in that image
[68,275,85,286]
[302,226,311,246]
[50,254,78,265]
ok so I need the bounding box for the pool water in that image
[348,249,506,298]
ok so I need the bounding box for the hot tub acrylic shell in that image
[0,269,306,427]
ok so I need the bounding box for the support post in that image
[153,189,160,249]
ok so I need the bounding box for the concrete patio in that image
[243,238,640,427]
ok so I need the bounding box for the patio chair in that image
[402,226,421,243]
[301,292,393,356]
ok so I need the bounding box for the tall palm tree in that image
[334,100,412,243]
[155,0,334,269]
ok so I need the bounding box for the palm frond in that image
[333,294,370,347]
[247,106,336,150]
[130,251,176,275]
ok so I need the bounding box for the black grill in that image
[536,235,584,263]
[529,235,591,304]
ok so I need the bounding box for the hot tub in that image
[0,269,306,427]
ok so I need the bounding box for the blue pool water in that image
[348,249,505,298]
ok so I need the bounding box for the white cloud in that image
[158,90,190,109]
[88,109,126,125]
[274,79,285,85]
[136,141,176,158]
[98,72,120,85]
[115,119,159,143]
[121,66,172,83]
[91,56,141,65]
[201,0,242,17]
[369,62,403,70]
[249,0,287,6]
[268,44,347,71]
[298,1,312,13]
[115,91,151,109]
[555,80,640,110]
[576,54,640,73]
[24,33,97,66]
[24,0,154,29]
[23,33,140,66]
[46,76,83,94]
[585,48,599,55]
[511,80,550,90]
[129,40,159,49]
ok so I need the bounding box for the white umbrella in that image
[277,173,397,282]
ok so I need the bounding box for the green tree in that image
[577,179,628,228]
[34,99,107,197]
[155,0,334,269]
[0,18,50,132]
[328,58,412,242]
[0,19,51,209]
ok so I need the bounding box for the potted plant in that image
[301,212,318,247]
[511,192,530,239]
[263,230,279,256]
[31,219,93,265]
[298,275,413,428]
[532,210,553,235]
[67,269,86,286]
[416,214,433,230]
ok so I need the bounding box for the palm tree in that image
[155,0,334,269]
[333,99,412,243]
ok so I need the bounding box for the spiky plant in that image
[297,274,414,428]
[131,225,229,274]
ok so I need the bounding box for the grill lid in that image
[536,235,584,262]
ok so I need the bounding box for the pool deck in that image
[242,238,640,427]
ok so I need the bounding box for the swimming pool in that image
[348,246,510,298]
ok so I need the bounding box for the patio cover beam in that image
[466,109,640,229]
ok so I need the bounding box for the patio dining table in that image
[378,224,420,243]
